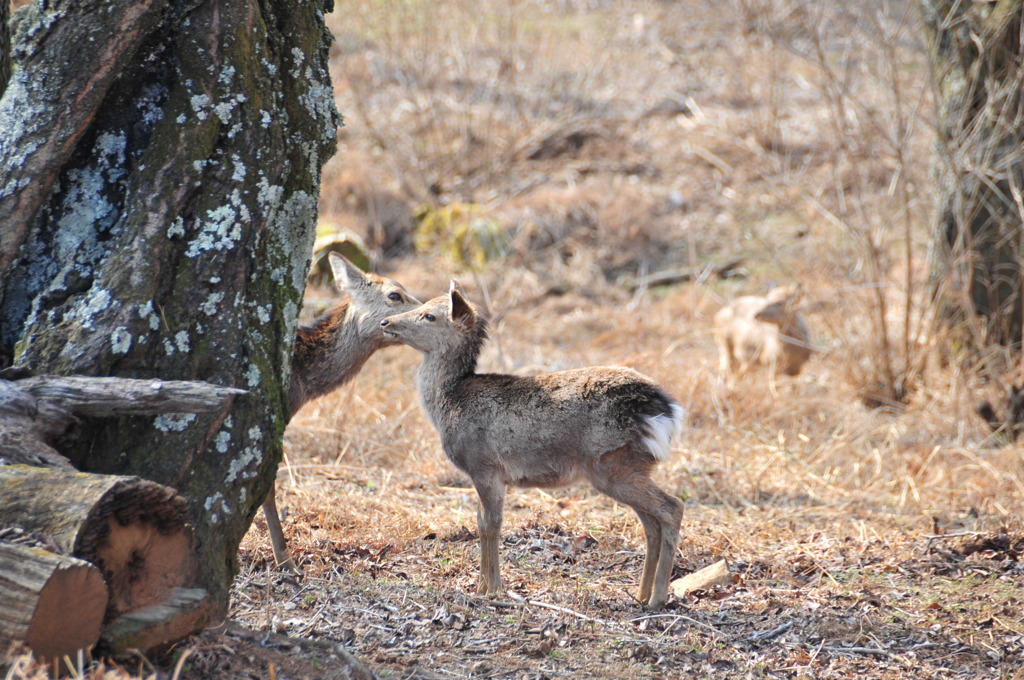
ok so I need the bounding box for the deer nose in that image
[380,319,390,327]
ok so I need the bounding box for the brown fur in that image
[381,283,685,609]
[713,284,812,394]
[287,268,418,414]
[263,254,421,570]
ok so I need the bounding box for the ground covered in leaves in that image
[208,494,1023,679]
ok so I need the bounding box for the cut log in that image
[0,465,194,621]
[669,559,734,598]
[0,376,247,653]
[0,541,108,668]
[101,587,215,654]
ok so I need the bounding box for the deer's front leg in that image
[472,474,506,595]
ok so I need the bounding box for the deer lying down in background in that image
[263,253,421,571]
[713,284,811,395]
[380,283,686,609]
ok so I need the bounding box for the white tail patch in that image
[641,403,687,460]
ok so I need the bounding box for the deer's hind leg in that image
[647,486,683,609]
[634,510,662,605]
[715,334,733,384]
[263,488,298,572]
[590,447,683,609]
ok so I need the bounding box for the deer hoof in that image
[646,593,667,610]
[476,578,502,595]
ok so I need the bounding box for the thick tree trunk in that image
[0,0,338,616]
[922,0,1024,348]
[0,0,173,279]
[0,542,108,670]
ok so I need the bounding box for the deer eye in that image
[388,292,403,302]
[424,313,436,322]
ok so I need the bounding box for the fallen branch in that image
[503,591,613,627]
[14,375,247,416]
[628,613,726,638]
[0,380,76,469]
[923,531,985,540]
[0,376,245,468]
[502,592,726,639]
[626,259,746,290]
[748,619,794,642]
[821,645,889,658]
[101,587,215,654]
[670,559,734,598]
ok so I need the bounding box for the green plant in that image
[414,203,509,270]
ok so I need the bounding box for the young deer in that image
[713,283,811,396]
[263,252,421,571]
[380,283,685,609]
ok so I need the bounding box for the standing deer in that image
[380,283,685,609]
[713,283,811,396]
[263,252,421,571]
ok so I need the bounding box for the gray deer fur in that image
[381,282,685,609]
[263,253,421,571]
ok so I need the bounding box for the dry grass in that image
[231,266,1024,677]
[257,1,1023,676]
[5,0,1024,678]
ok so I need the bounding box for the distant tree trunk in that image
[0,0,339,617]
[922,0,1024,348]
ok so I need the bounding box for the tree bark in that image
[0,0,171,278]
[0,466,196,622]
[922,0,1024,348]
[0,0,10,100]
[0,541,109,670]
[0,0,339,616]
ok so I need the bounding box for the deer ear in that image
[448,285,475,327]
[329,253,369,291]
[789,282,803,302]
[767,283,800,305]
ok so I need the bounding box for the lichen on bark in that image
[0,0,339,615]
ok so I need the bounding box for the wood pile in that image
[0,374,244,670]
